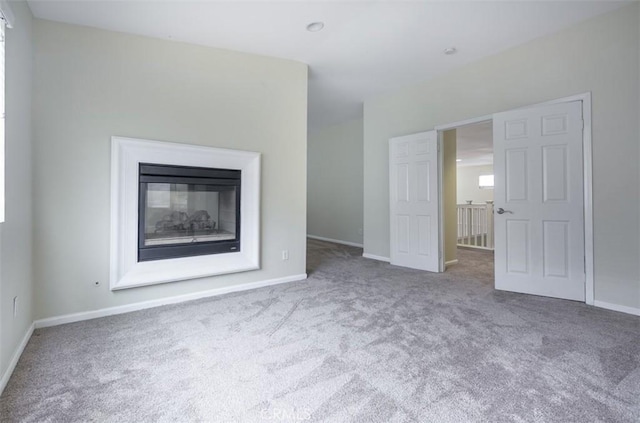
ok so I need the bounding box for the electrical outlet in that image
[282,250,289,260]
[13,296,18,318]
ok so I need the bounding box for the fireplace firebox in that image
[138,163,241,261]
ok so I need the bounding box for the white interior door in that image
[493,101,585,301]
[389,131,440,272]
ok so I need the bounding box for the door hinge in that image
[580,120,585,130]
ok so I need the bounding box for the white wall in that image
[363,4,640,309]
[0,1,33,387]
[32,20,308,320]
[308,118,363,245]
[457,165,494,204]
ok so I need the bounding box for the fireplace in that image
[138,164,241,261]
[111,136,260,290]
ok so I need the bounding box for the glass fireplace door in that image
[138,164,241,261]
[144,183,237,246]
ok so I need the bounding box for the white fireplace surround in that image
[110,136,261,290]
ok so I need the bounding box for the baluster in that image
[482,207,487,247]
[469,206,473,242]
[486,202,494,249]
[458,206,462,242]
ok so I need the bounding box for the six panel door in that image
[389,131,440,272]
[493,101,585,301]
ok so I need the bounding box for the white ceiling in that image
[456,121,493,168]
[27,1,627,131]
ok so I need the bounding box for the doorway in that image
[436,93,594,303]
[388,94,593,303]
[442,121,495,275]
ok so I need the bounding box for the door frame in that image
[434,92,594,305]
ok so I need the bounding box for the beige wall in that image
[443,130,457,264]
[0,1,33,385]
[457,165,494,205]
[308,118,363,245]
[363,4,640,309]
[32,20,308,319]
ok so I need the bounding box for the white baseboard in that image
[593,300,640,317]
[445,259,459,268]
[362,253,390,262]
[307,234,363,248]
[35,273,308,329]
[0,322,34,396]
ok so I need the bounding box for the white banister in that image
[456,202,494,250]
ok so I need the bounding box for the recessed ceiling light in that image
[306,22,325,32]
[456,159,462,162]
[444,47,457,55]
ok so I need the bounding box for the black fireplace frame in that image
[137,163,241,262]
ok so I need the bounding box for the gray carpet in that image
[1,239,639,422]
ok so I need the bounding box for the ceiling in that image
[456,121,493,168]
[27,1,627,131]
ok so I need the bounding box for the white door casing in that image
[493,101,585,301]
[389,131,440,272]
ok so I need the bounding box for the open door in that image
[389,131,440,272]
[493,101,585,301]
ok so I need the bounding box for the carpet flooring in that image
[1,239,639,422]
